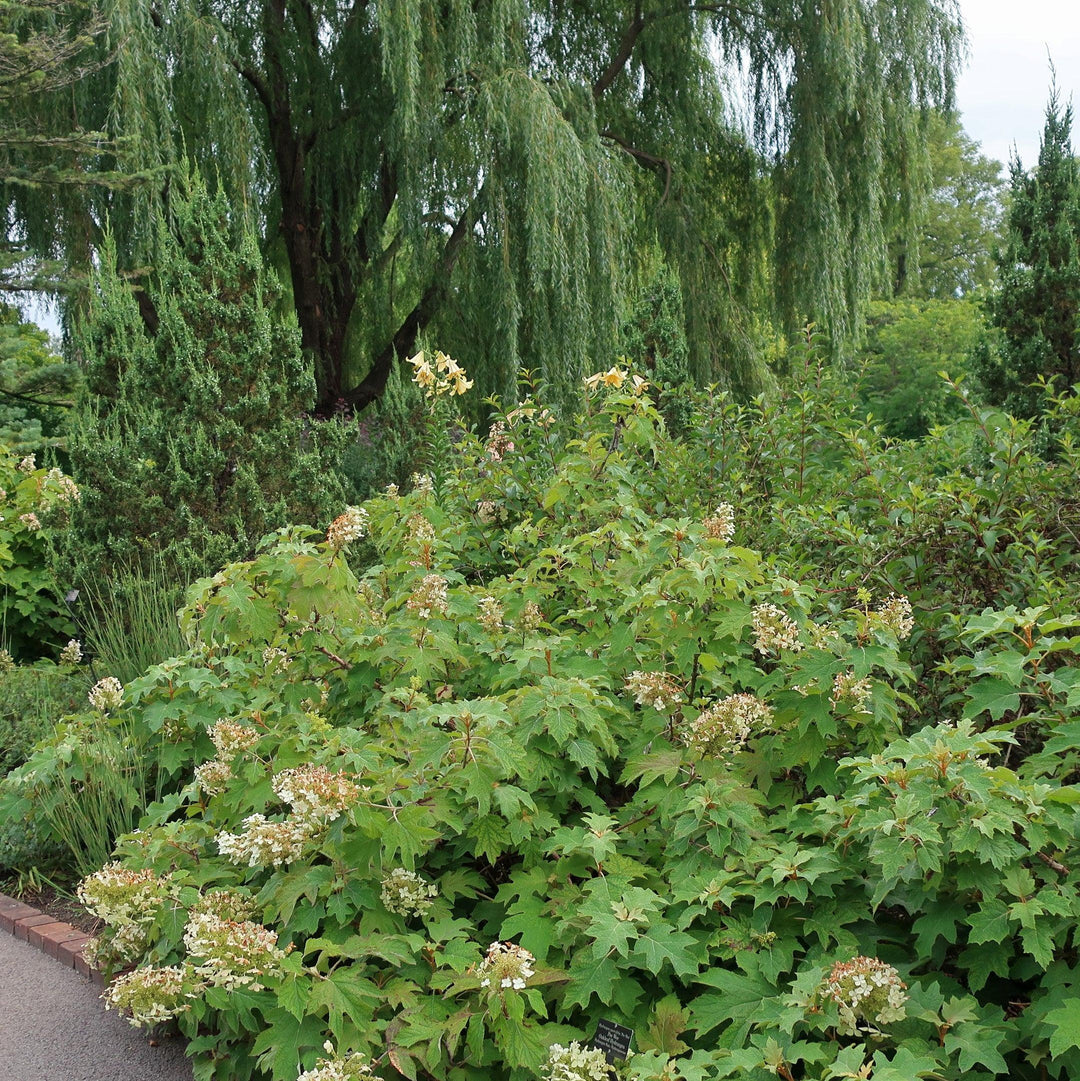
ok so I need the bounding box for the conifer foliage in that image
[976,92,1080,417]
[61,170,343,588]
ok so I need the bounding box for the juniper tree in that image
[12,0,963,408]
[975,92,1080,417]
[60,171,343,589]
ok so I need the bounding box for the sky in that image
[956,0,1080,172]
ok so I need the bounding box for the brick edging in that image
[0,891,104,986]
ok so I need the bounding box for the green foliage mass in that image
[891,112,1005,300]
[0,303,77,453]
[0,447,76,660]
[5,374,1080,1080]
[58,170,345,591]
[857,296,983,438]
[975,93,1080,417]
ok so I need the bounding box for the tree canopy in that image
[975,91,1080,417]
[8,0,964,408]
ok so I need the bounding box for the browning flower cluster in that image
[703,503,735,542]
[624,670,683,712]
[485,420,515,461]
[326,506,369,550]
[832,670,874,711]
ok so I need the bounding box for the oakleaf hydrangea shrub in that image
[20,381,1080,1081]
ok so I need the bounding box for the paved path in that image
[0,930,192,1081]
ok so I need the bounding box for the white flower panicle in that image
[0,648,13,673]
[59,639,83,667]
[262,646,291,674]
[209,719,261,757]
[703,503,735,542]
[408,514,436,546]
[407,573,449,619]
[297,1042,376,1081]
[217,814,314,868]
[19,511,41,531]
[77,863,170,927]
[327,506,369,550]
[103,965,192,1028]
[817,955,908,1035]
[88,676,124,712]
[476,941,536,991]
[191,888,258,924]
[832,670,874,711]
[45,467,80,503]
[194,758,233,797]
[384,482,399,498]
[411,473,435,494]
[518,601,545,633]
[381,868,438,918]
[872,595,915,639]
[625,671,683,712]
[183,912,287,992]
[542,1041,614,1081]
[476,499,501,524]
[752,603,803,654]
[272,764,361,822]
[477,596,504,633]
[17,454,35,473]
[685,693,772,757]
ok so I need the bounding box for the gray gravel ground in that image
[0,930,193,1081]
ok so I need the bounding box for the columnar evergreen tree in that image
[9,1,963,407]
[60,171,343,588]
[975,94,1080,417]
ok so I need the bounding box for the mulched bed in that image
[9,884,103,937]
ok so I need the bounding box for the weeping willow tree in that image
[0,0,148,300]
[9,0,964,407]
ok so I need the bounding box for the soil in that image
[11,884,103,937]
